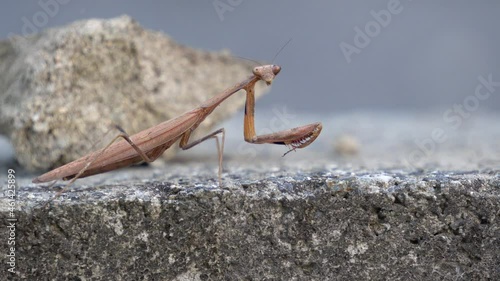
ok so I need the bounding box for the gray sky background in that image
[1,0,500,113]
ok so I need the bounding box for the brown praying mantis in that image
[33,64,322,197]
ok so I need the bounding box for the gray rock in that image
[0,15,269,171]
[1,163,498,280]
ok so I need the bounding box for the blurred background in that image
[1,1,499,169]
[1,0,499,112]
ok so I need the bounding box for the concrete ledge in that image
[2,165,498,280]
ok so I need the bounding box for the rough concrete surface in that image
[0,15,268,171]
[0,112,499,280]
[1,163,499,280]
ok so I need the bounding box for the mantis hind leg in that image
[44,125,154,207]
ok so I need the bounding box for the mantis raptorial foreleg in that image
[242,77,322,155]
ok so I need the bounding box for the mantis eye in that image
[272,65,281,75]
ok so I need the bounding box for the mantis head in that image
[253,65,281,85]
